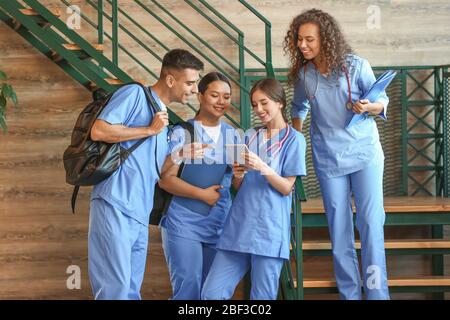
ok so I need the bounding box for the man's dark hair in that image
[161,49,204,75]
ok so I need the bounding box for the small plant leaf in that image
[11,90,18,106]
[0,70,7,81]
[0,96,6,109]
[0,113,7,134]
[2,83,12,99]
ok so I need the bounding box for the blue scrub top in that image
[216,126,306,260]
[160,119,238,244]
[290,54,389,179]
[91,84,169,226]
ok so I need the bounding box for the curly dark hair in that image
[283,9,353,85]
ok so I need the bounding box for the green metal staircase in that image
[0,0,275,129]
[0,0,297,299]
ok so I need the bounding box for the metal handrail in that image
[187,0,244,38]
[61,0,200,120]
[100,1,169,51]
[61,0,159,80]
[85,0,164,63]
[74,0,276,127]
[238,0,274,77]
[132,0,247,119]
[140,0,238,73]
[60,0,238,126]
[185,0,275,127]
[8,0,129,93]
[59,0,275,128]
[185,0,267,68]
[61,1,240,127]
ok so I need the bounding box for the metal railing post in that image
[401,69,408,195]
[444,67,450,197]
[112,0,118,66]
[238,33,249,129]
[238,0,274,78]
[98,0,103,45]
[265,24,274,78]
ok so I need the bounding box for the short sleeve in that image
[357,58,389,120]
[281,132,307,177]
[168,125,186,154]
[97,84,150,125]
[290,70,311,121]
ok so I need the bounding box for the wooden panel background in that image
[0,0,449,299]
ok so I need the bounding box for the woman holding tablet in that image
[201,78,306,300]
[158,72,238,300]
[284,9,390,299]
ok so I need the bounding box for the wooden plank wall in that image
[53,0,450,69]
[0,0,449,299]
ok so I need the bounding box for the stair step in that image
[295,276,450,288]
[19,8,61,17]
[105,78,128,85]
[302,196,450,214]
[50,44,104,62]
[62,43,104,52]
[301,239,450,251]
[18,8,61,29]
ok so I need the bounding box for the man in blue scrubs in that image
[88,49,203,300]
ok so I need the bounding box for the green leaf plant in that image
[0,70,18,134]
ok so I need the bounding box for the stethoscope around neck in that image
[246,125,291,161]
[304,62,353,110]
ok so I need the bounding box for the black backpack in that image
[63,82,161,213]
[149,121,195,226]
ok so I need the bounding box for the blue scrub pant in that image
[161,228,216,300]
[88,198,149,300]
[318,162,390,300]
[201,250,284,300]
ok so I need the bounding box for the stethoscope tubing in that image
[247,125,291,161]
[304,62,353,109]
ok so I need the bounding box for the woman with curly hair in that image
[283,9,390,300]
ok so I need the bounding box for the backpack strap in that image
[70,185,79,214]
[156,121,195,215]
[120,82,162,155]
[141,85,163,178]
[118,83,163,174]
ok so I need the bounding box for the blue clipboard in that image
[346,70,397,128]
[171,161,228,216]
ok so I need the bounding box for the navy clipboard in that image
[171,161,228,215]
[347,70,397,128]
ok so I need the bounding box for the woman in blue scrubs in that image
[284,9,390,300]
[158,72,237,300]
[201,78,306,300]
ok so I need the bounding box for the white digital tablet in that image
[225,144,250,165]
